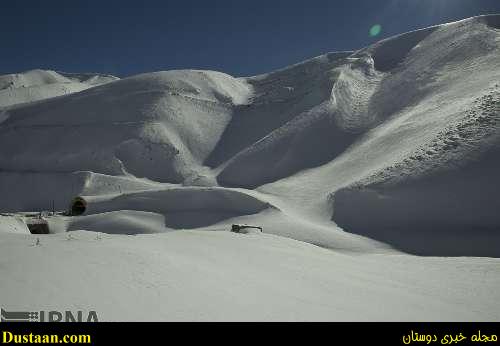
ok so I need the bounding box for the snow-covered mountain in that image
[1,15,499,321]
[0,69,119,109]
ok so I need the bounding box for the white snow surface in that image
[1,230,499,321]
[1,15,500,321]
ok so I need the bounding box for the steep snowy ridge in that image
[205,52,352,168]
[220,15,500,194]
[329,16,500,256]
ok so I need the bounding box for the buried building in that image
[26,217,49,234]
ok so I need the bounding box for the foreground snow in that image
[1,230,499,321]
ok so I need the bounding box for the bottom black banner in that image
[0,322,499,345]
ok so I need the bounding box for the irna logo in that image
[1,308,98,322]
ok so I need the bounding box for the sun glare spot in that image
[369,24,382,37]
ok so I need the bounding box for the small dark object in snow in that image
[231,224,263,233]
[70,196,87,216]
[27,218,49,234]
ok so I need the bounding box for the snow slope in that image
[0,70,251,185]
[256,15,500,256]
[1,14,500,321]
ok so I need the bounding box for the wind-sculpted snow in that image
[333,148,500,257]
[68,211,170,235]
[216,54,380,187]
[205,52,352,167]
[333,87,500,256]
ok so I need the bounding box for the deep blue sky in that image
[1,0,499,77]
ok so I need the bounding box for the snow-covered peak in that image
[0,69,71,90]
[0,69,120,109]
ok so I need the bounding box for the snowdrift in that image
[68,210,169,235]
[333,141,500,257]
[0,215,30,234]
[75,187,274,230]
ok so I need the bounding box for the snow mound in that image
[68,210,168,235]
[79,187,274,230]
[0,216,30,234]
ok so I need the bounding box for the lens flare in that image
[369,24,382,37]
